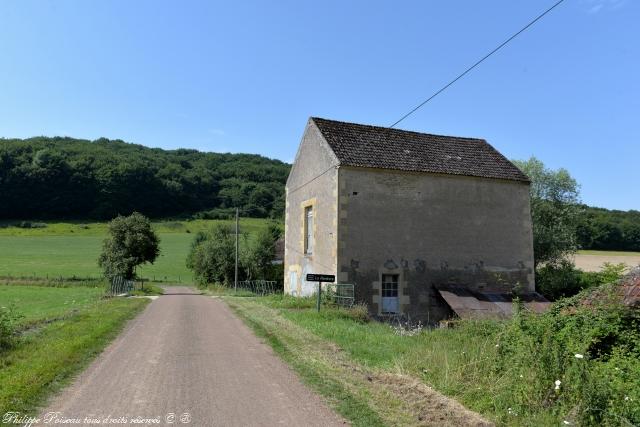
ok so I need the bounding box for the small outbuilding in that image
[284,117,545,323]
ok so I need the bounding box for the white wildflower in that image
[555,380,561,390]
[519,374,523,378]
[563,421,571,425]
[495,343,499,347]
[574,353,584,359]
[625,396,630,401]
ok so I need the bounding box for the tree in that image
[512,157,581,267]
[98,212,160,280]
[186,224,237,285]
[241,222,282,281]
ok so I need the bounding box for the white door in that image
[381,274,399,314]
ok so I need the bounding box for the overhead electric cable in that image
[389,0,566,128]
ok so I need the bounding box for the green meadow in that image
[0,218,273,283]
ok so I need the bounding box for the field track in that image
[40,287,345,426]
[573,252,640,272]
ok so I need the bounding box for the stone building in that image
[284,117,546,323]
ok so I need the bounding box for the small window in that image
[304,206,314,255]
[381,274,399,314]
[381,275,399,297]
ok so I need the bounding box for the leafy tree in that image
[513,157,581,267]
[186,224,238,285]
[241,222,282,281]
[187,223,283,286]
[98,212,160,280]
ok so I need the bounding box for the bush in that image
[241,222,282,282]
[187,223,283,286]
[186,225,237,286]
[496,285,640,425]
[536,261,626,301]
[0,305,23,351]
[343,303,370,324]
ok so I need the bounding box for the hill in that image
[0,137,290,219]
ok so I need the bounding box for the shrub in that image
[536,259,583,300]
[496,284,640,425]
[0,304,23,351]
[241,222,282,282]
[343,303,370,324]
[536,261,626,301]
[186,225,237,286]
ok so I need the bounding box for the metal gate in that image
[108,276,134,296]
[333,283,355,307]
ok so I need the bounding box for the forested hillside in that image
[0,137,290,219]
[577,205,640,251]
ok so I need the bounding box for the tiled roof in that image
[311,117,529,182]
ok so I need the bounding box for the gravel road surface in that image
[40,287,346,427]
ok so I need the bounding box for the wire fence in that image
[236,280,280,295]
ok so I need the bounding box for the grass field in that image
[0,218,274,283]
[0,285,105,327]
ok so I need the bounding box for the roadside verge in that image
[225,297,492,427]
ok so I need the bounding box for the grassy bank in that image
[0,292,149,416]
[224,292,639,426]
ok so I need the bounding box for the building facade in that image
[285,117,537,323]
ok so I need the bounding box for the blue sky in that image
[0,0,637,210]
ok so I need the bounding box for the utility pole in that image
[234,207,239,293]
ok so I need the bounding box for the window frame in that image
[304,205,314,255]
[381,274,399,298]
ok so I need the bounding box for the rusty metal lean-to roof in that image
[435,284,551,320]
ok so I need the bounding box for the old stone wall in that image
[284,120,339,296]
[337,166,534,323]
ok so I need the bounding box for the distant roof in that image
[311,117,529,183]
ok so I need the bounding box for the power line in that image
[389,0,566,128]
[287,165,337,195]
[227,165,337,217]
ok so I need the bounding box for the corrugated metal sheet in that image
[435,284,551,319]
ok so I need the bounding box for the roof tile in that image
[312,117,529,182]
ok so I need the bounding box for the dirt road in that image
[40,287,345,426]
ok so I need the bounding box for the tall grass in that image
[242,287,639,426]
